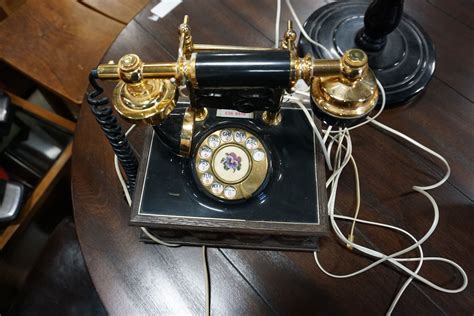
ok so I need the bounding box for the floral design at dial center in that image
[220,152,242,173]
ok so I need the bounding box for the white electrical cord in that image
[286,87,467,314]
[114,124,211,316]
[275,0,281,48]
[280,2,468,314]
[284,96,333,170]
[285,0,333,58]
[285,78,384,169]
[203,245,210,316]
[314,214,425,313]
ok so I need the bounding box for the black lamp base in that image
[298,1,436,106]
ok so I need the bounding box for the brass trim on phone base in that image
[179,107,195,157]
[262,110,282,126]
[194,107,208,122]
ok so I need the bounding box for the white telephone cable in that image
[279,3,468,312]
[275,0,281,48]
[286,90,467,313]
[284,0,333,58]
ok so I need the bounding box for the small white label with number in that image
[216,109,254,119]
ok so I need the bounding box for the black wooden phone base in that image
[131,104,328,251]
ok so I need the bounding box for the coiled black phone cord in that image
[86,70,138,195]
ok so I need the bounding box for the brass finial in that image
[281,20,297,51]
[262,110,282,126]
[179,15,193,58]
[118,54,143,83]
[341,48,368,81]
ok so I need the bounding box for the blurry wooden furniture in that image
[0,0,26,16]
[79,0,148,24]
[0,92,75,250]
[0,0,123,106]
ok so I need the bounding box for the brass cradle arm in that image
[92,16,378,127]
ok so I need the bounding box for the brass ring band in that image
[179,107,195,157]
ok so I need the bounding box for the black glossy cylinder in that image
[195,51,291,88]
[364,0,404,39]
[356,0,404,51]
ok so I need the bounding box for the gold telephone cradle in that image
[94,17,378,133]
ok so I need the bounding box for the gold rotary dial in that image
[194,128,269,201]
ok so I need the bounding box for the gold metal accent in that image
[291,54,314,85]
[262,111,282,126]
[289,52,297,86]
[176,56,186,83]
[179,107,195,157]
[97,62,179,80]
[186,53,198,87]
[346,234,355,250]
[312,59,341,78]
[343,48,367,67]
[283,21,299,86]
[293,56,341,86]
[341,48,368,81]
[298,54,314,84]
[118,54,143,83]
[194,107,208,122]
[97,64,120,79]
[281,21,297,51]
[113,79,176,125]
[194,128,269,201]
[142,63,178,78]
[179,15,194,58]
[310,49,378,120]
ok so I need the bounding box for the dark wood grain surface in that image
[79,0,148,24]
[72,0,474,314]
[0,0,123,105]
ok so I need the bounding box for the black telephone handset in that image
[86,17,378,209]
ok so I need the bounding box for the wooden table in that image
[72,0,473,314]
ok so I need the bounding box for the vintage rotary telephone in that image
[87,16,378,246]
